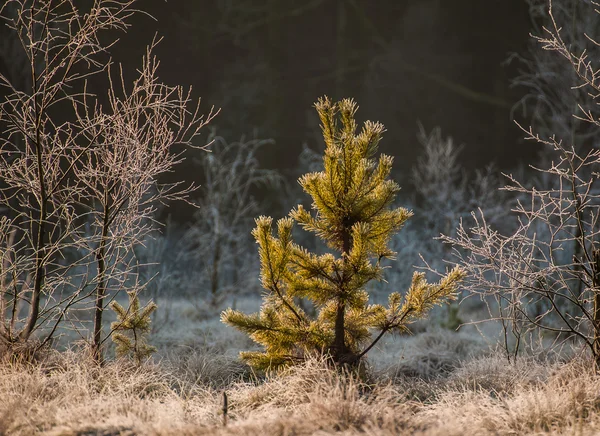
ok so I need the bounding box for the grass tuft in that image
[2,336,600,435]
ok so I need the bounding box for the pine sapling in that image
[109,291,157,365]
[222,96,466,370]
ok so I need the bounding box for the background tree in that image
[140,0,531,196]
[510,0,599,147]
[445,0,600,367]
[404,125,508,329]
[222,97,465,370]
[0,0,213,357]
[182,130,281,308]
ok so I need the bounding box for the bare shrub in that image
[444,0,600,367]
[510,0,600,145]
[0,0,214,359]
[405,126,508,328]
[412,125,508,235]
[182,130,281,309]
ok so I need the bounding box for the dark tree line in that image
[86,0,534,221]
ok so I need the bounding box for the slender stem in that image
[210,233,222,305]
[332,225,350,362]
[22,2,48,340]
[592,249,600,370]
[92,190,111,363]
[357,307,414,361]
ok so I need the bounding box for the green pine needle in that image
[222,96,466,371]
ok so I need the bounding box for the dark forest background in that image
[92,0,538,220]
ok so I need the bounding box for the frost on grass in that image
[2,347,600,435]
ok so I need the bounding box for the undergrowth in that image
[1,339,600,435]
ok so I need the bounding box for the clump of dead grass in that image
[419,355,600,435]
[380,329,485,402]
[0,349,207,435]
[163,346,251,392]
[0,350,420,435]
[202,356,419,435]
[3,343,600,435]
[386,329,485,381]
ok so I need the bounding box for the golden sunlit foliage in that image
[110,292,157,365]
[222,97,465,370]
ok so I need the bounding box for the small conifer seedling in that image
[222,96,465,370]
[109,291,157,365]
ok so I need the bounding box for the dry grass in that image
[420,358,600,435]
[0,350,417,435]
[2,297,597,435]
[1,340,600,435]
[384,328,485,380]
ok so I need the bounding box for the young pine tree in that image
[222,97,465,370]
[109,292,157,365]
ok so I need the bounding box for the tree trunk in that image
[593,249,600,371]
[21,129,47,341]
[210,233,222,307]
[92,205,110,363]
[574,226,585,297]
[333,226,351,363]
[333,299,347,361]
